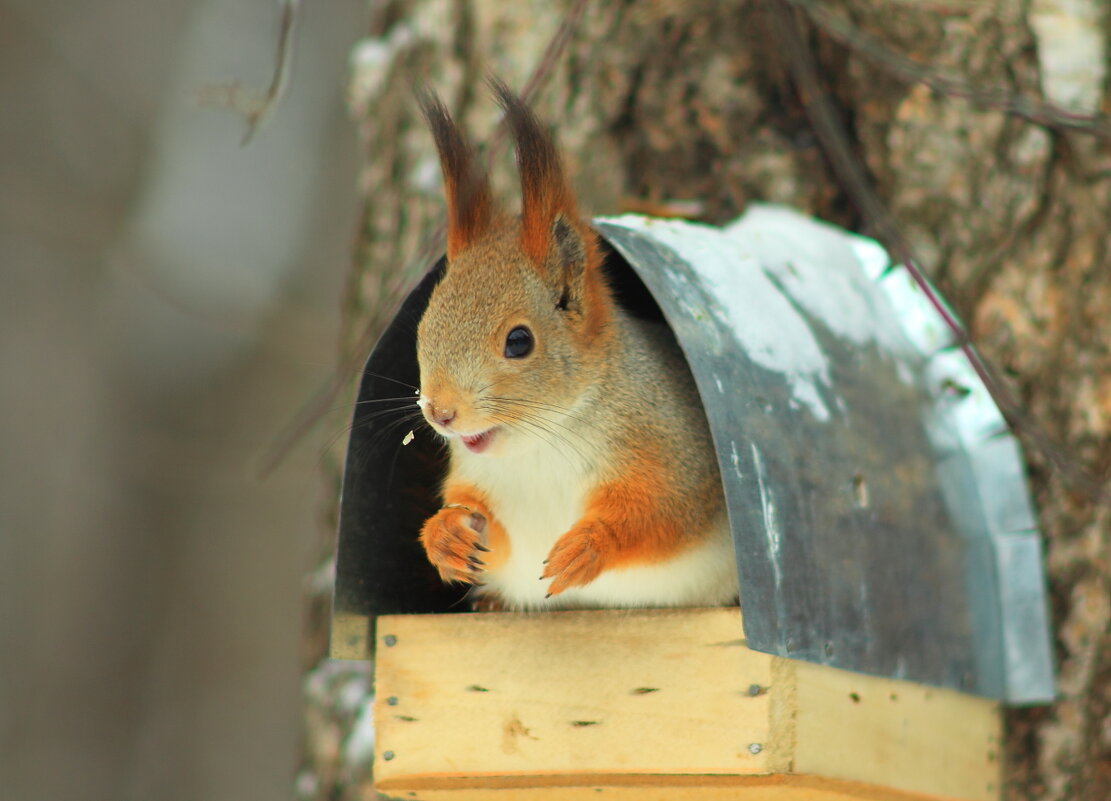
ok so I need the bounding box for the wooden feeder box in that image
[331,207,1054,801]
[364,608,1000,801]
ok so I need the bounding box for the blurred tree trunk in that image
[301,2,1111,799]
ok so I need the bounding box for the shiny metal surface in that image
[596,206,1053,703]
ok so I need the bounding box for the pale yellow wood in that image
[372,608,1001,801]
[788,659,1001,801]
[374,608,773,781]
[371,773,967,801]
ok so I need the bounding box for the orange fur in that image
[491,80,574,266]
[418,91,495,259]
[419,483,509,585]
[575,236,612,346]
[541,445,704,597]
[490,80,612,346]
[415,83,736,608]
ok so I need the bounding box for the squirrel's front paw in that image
[542,523,607,597]
[420,506,490,585]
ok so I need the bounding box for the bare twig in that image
[242,0,300,145]
[195,0,300,145]
[512,0,590,118]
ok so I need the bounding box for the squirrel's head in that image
[415,81,612,456]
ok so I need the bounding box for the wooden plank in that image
[372,608,1001,800]
[788,658,1001,801]
[371,773,973,801]
[374,608,775,780]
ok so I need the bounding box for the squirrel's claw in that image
[420,507,489,585]
[542,524,605,596]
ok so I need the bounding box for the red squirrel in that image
[414,83,738,609]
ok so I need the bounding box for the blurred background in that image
[5,1,1110,799]
[1,1,367,798]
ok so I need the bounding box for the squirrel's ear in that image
[418,89,494,260]
[490,79,598,273]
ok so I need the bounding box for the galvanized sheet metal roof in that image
[596,206,1054,703]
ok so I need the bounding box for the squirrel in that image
[414,82,738,610]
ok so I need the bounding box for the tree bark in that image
[302,2,1111,799]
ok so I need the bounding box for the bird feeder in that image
[331,205,1055,801]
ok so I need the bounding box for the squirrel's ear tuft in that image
[489,78,593,269]
[418,88,494,259]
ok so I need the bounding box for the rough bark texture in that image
[301,2,1111,799]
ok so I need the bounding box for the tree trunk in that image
[301,2,1111,799]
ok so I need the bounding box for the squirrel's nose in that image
[420,398,455,428]
[418,391,456,429]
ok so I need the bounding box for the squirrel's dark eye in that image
[504,326,534,359]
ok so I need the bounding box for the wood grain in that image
[372,608,1000,800]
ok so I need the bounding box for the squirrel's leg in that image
[420,483,508,584]
[542,462,695,597]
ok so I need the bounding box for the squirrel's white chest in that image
[451,436,739,610]
[455,439,590,605]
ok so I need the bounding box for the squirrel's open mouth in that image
[460,427,497,454]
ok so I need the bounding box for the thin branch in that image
[195,0,300,145]
[242,0,300,145]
